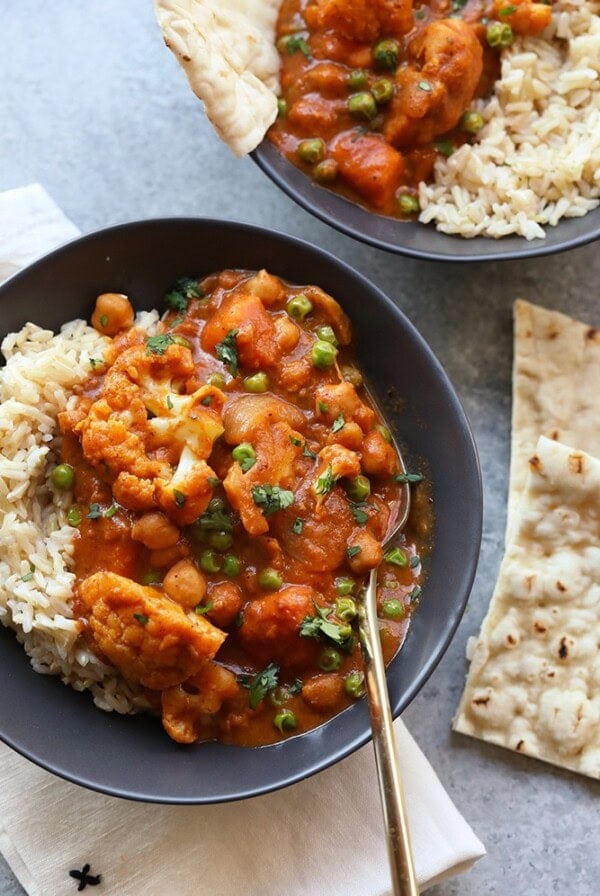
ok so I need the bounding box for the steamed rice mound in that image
[419,0,600,239]
[0,321,148,714]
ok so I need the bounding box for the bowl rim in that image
[252,141,600,262]
[0,217,483,802]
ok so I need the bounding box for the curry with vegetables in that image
[269,0,552,217]
[57,270,428,745]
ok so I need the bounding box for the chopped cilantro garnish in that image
[289,679,303,695]
[303,443,317,459]
[410,555,421,569]
[331,413,345,433]
[292,517,304,534]
[315,464,336,496]
[146,334,175,356]
[215,329,239,377]
[89,357,104,370]
[251,484,295,516]
[318,401,329,414]
[290,435,302,447]
[166,395,174,410]
[245,662,280,709]
[164,277,204,313]
[21,563,35,583]
[173,489,187,507]
[104,503,118,519]
[134,613,149,625]
[195,600,214,616]
[418,80,432,92]
[499,4,517,13]
[87,503,102,520]
[394,472,424,485]
[201,396,213,406]
[346,545,362,559]
[299,601,353,648]
[195,501,232,531]
[99,314,108,328]
[350,502,370,526]
[409,585,422,603]
[285,34,312,59]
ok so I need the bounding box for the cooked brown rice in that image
[419,0,600,239]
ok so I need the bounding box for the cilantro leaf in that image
[133,613,149,625]
[194,600,214,616]
[251,484,295,516]
[215,329,239,377]
[303,443,317,459]
[299,601,352,648]
[195,503,233,532]
[292,517,304,534]
[87,503,102,520]
[394,472,424,485]
[21,563,35,583]
[289,679,303,695]
[315,463,336,496]
[247,662,280,709]
[285,34,312,59]
[164,277,204,313]
[346,545,362,559]
[173,489,187,507]
[350,502,370,526]
[146,334,175,356]
[331,413,345,433]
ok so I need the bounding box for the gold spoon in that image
[358,435,419,896]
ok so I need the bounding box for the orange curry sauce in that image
[59,270,429,746]
[268,0,552,217]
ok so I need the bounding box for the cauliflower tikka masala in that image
[269,0,552,216]
[57,269,428,745]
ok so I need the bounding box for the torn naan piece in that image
[454,436,600,780]
[507,299,600,542]
[154,0,280,157]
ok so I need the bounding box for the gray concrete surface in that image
[1,1,598,893]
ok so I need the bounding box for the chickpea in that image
[163,559,207,609]
[131,512,180,550]
[347,529,383,574]
[301,673,345,712]
[205,581,243,628]
[328,420,363,450]
[245,269,286,306]
[91,292,135,336]
[361,430,398,478]
[274,314,301,352]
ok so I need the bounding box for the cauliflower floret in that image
[79,571,226,690]
[155,446,217,526]
[312,444,362,507]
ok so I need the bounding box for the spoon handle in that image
[361,567,420,896]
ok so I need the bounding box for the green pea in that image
[67,505,83,527]
[141,569,162,585]
[232,442,256,470]
[486,22,514,48]
[318,647,342,672]
[207,372,226,389]
[223,554,241,577]
[208,530,233,551]
[371,78,394,104]
[348,68,368,90]
[277,97,288,117]
[384,546,408,567]
[287,294,314,320]
[243,372,269,393]
[311,339,338,369]
[268,686,290,708]
[335,577,356,596]
[341,365,363,388]
[345,670,366,699]
[347,474,371,501]
[259,567,283,591]
[273,709,297,733]
[51,463,74,490]
[398,193,420,215]
[313,159,338,183]
[373,38,400,70]
[335,596,358,621]
[460,110,484,134]
[316,325,337,345]
[382,598,405,620]
[374,424,392,443]
[348,92,377,120]
[297,138,326,164]
[199,549,221,573]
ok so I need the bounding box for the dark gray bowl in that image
[0,219,482,802]
[253,141,600,262]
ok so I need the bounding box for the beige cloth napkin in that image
[0,183,485,896]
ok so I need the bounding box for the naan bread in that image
[154,0,281,157]
[507,299,600,541]
[454,437,600,780]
